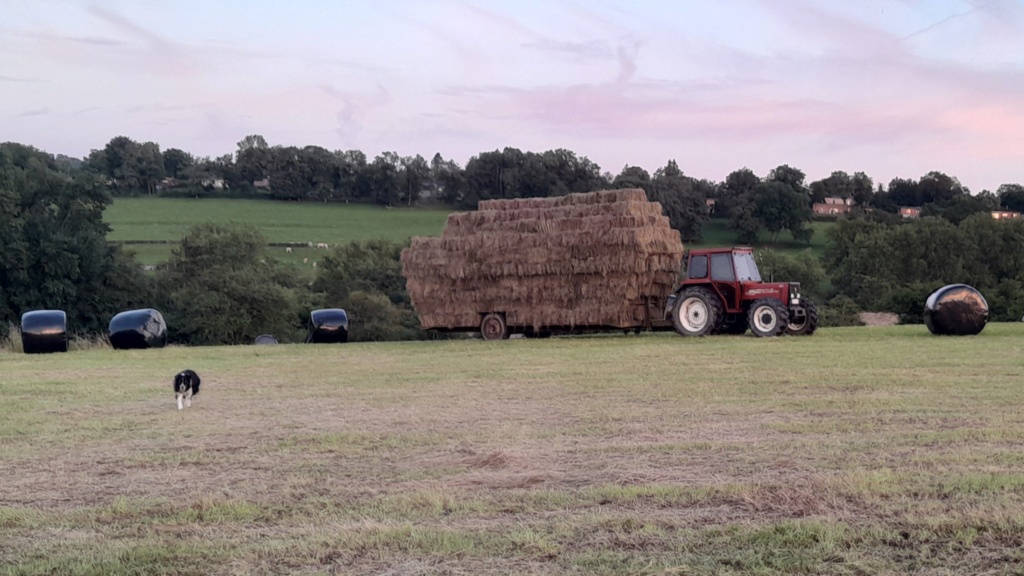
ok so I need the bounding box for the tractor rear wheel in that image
[480,313,509,341]
[786,300,819,336]
[748,298,789,337]
[672,287,723,337]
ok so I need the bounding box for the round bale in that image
[108,308,168,349]
[21,310,68,354]
[924,284,989,336]
[306,308,349,343]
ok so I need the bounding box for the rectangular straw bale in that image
[401,189,683,331]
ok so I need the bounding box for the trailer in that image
[401,189,684,339]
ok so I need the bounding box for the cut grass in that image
[2,324,1024,573]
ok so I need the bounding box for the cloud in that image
[318,84,392,145]
[86,4,174,52]
[522,38,615,59]
[14,108,50,118]
[0,75,37,82]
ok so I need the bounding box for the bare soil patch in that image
[858,311,899,326]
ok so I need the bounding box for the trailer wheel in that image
[748,298,789,337]
[480,313,509,341]
[786,299,819,336]
[672,287,722,337]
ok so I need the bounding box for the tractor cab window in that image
[687,255,708,279]
[710,253,735,281]
[733,252,762,281]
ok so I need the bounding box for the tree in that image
[649,160,708,242]
[920,193,991,225]
[998,183,1024,212]
[541,149,607,195]
[755,249,826,301]
[235,134,270,184]
[398,154,430,206]
[886,177,920,207]
[84,136,165,196]
[423,153,465,205]
[155,223,302,345]
[717,168,761,241]
[823,217,973,315]
[369,151,402,206]
[309,240,425,341]
[918,171,965,204]
[336,149,371,203]
[809,170,875,209]
[299,145,339,203]
[849,172,875,207]
[611,165,651,190]
[753,180,813,243]
[0,143,150,338]
[462,150,510,207]
[767,164,806,190]
[134,141,165,195]
[162,148,193,179]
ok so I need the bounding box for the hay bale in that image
[109,308,168,350]
[21,310,68,354]
[924,284,989,336]
[401,189,683,332]
[306,308,349,343]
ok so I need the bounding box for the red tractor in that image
[666,247,818,337]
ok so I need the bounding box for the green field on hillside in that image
[699,219,831,256]
[105,198,834,266]
[104,198,452,265]
[2,325,1023,574]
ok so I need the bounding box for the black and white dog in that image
[173,369,201,410]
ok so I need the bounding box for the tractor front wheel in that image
[672,287,723,337]
[786,300,819,336]
[748,298,789,337]
[480,313,509,341]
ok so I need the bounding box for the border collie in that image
[173,369,201,410]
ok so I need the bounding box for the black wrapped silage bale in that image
[108,309,168,350]
[21,310,68,354]
[306,308,349,343]
[924,284,989,336]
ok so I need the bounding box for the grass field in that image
[700,219,831,257]
[104,199,834,266]
[104,198,452,266]
[3,325,1024,575]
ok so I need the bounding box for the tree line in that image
[79,135,1024,245]
[3,139,1024,345]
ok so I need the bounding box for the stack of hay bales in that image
[401,189,684,332]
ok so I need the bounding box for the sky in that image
[3,0,1024,192]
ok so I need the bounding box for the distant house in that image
[899,207,921,219]
[201,178,225,190]
[991,210,1022,220]
[812,196,854,215]
[705,198,716,214]
[253,177,270,189]
[156,177,180,191]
